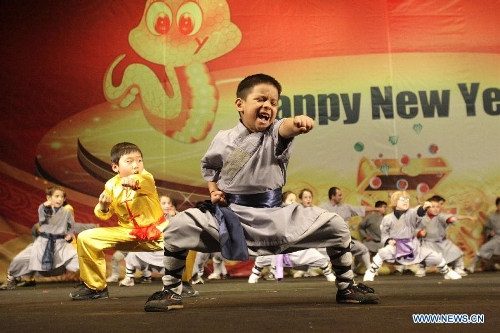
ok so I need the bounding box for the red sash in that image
[129,215,166,241]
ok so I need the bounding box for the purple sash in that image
[275,254,292,280]
[395,238,415,260]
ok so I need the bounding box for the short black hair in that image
[375,200,387,208]
[327,187,340,199]
[236,73,282,99]
[110,142,142,165]
[496,197,500,206]
[427,195,445,203]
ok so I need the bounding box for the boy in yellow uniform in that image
[70,142,169,300]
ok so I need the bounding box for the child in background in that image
[118,250,163,287]
[144,74,378,312]
[358,201,388,254]
[467,197,500,273]
[1,186,79,290]
[70,142,169,300]
[14,200,98,288]
[160,194,178,219]
[416,195,476,277]
[363,191,462,281]
[293,188,334,279]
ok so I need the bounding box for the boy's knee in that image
[76,229,92,244]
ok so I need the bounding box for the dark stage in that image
[1,272,499,333]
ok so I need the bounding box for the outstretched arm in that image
[278,115,314,138]
[456,215,477,222]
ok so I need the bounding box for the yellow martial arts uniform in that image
[183,251,197,281]
[77,170,168,290]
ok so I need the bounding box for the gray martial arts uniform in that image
[162,119,354,293]
[7,204,79,279]
[254,249,330,269]
[358,213,383,253]
[125,250,164,276]
[478,211,500,259]
[419,212,463,266]
[378,207,443,266]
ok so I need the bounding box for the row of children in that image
[246,186,500,284]
[362,195,500,281]
[0,184,477,291]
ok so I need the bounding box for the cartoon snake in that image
[104,0,241,143]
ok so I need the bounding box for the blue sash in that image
[225,188,282,208]
[40,233,66,270]
[216,188,282,260]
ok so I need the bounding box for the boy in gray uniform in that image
[358,201,388,254]
[416,195,475,277]
[144,73,379,312]
[467,197,500,272]
[1,186,79,290]
[363,191,462,281]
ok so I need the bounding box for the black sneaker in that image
[181,281,199,298]
[144,289,184,312]
[70,284,109,300]
[336,283,380,304]
[140,276,153,284]
[17,280,37,287]
[0,280,17,290]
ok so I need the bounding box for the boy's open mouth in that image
[258,113,270,121]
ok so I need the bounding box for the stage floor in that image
[1,271,499,333]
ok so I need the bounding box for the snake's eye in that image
[146,1,173,36]
[177,1,203,36]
